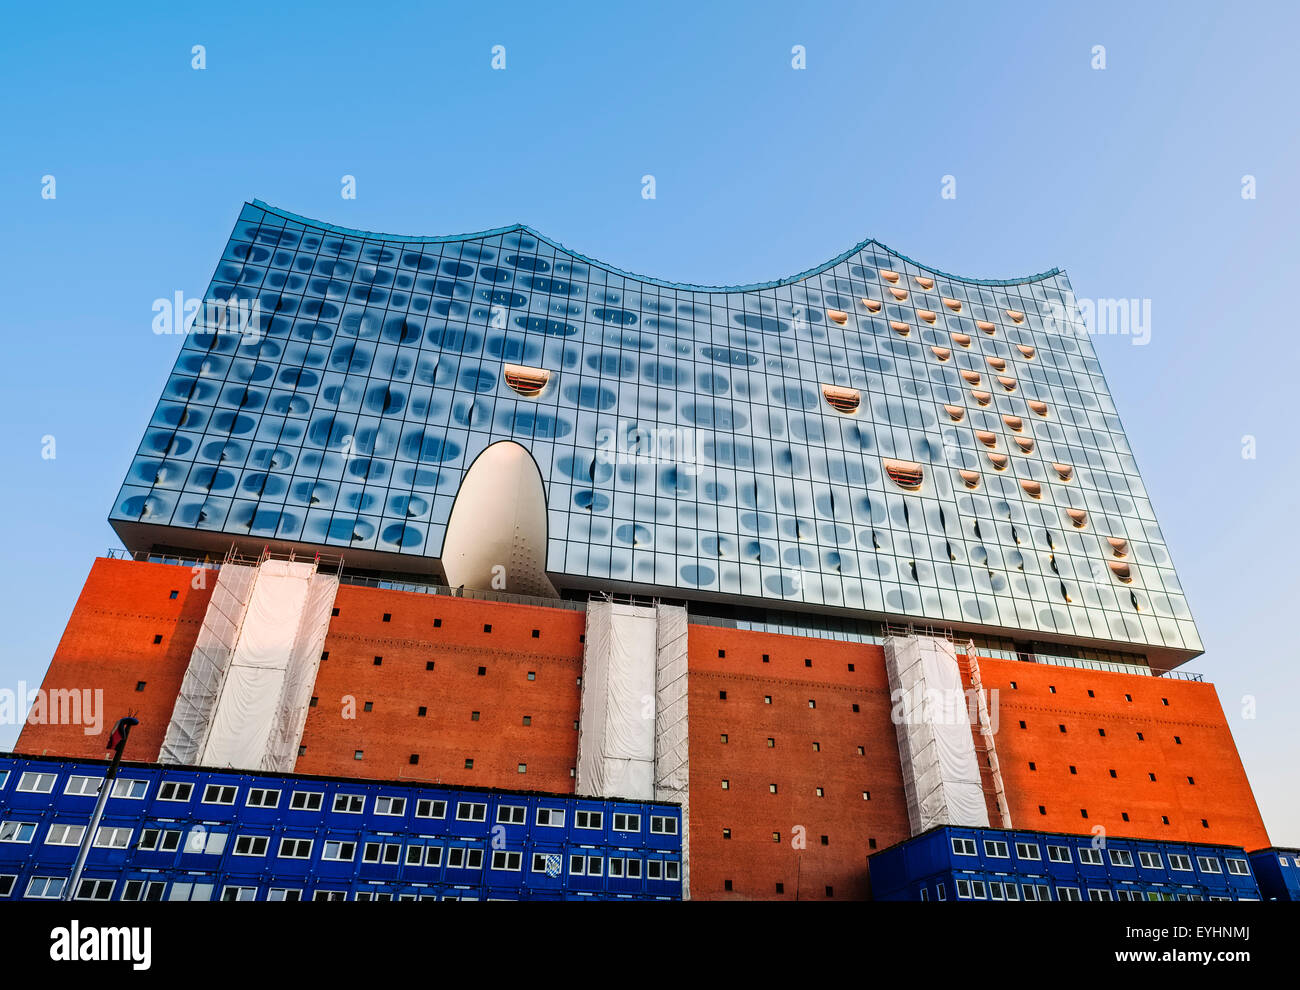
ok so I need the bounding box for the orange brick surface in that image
[685,626,911,901]
[296,587,584,792]
[15,558,1272,900]
[17,557,214,760]
[967,655,1270,852]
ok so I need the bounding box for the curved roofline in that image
[249,198,1063,292]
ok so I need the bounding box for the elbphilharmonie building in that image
[10,201,1275,903]
[110,200,1198,671]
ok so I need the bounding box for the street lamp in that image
[63,716,139,901]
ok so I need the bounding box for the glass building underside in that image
[110,201,1200,668]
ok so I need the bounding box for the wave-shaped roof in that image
[251,199,1063,294]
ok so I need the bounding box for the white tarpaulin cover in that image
[200,560,337,771]
[264,566,338,771]
[884,634,989,834]
[653,604,690,898]
[159,563,256,765]
[576,601,658,799]
[160,559,337,772]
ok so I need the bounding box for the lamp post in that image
[63,716,139,901]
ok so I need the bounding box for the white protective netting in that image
[199,559,337,770]
[264,567,339,771]
[160,559,337,772]
[575,601,657,799]
[653,604,690,899]
[158,563,256,765]
[884,634,989,834]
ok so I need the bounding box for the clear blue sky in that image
[2,1,1297,839]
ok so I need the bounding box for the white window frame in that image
[1139,851,1163,870]
[1047,845,1071,863]
[1197,856,1223,874]
[665,862,680,881]
[575,810,604,830]
[93,826,133,849]
[1109,849,1134,868]
[17,772,56,794]
[612,812,642,832]
[290,791,323,811]
[1169,853,1193,871]
[45,823,86,846]
[221,886,258,902]
[246,788,281,809]
[1079,848,1103,866]
[64,775,103,797]
[138,828,181,853]
[322,840,356,862]
[187,830,227,855]
[233,835,269,857]
[495,805,526,825]
[201,784,237,805]
[416,799,447,819]
[1057,885,1083,901]
[650,815,677,835]
[122,879,166,901]
[278,837,314,860]
[375,796,407,817]
[26,876,66,899]
[1015,842,1041,861]
[536,808,564,828]
[332,793,364,814]
[983,839,1009,858]
[491,850,522,872]
[111,778,149,799]
[267,888,302,901]
[456,802,487,823]
[1226,858,1249,876]
[950,837,977,856]
[0,821,37,844]
[158,781,193,802]
[168,881,214,901]
[955,878,972,899]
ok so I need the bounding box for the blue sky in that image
[2,1,1297,838]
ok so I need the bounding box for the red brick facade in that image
[16,557,1272,899]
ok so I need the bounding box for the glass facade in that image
[110,200,1200,658]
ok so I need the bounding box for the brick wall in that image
[16,558,1271,900]
[16,558,214,760]
[685,626,910,900]
[296,586,584,793]
[970,655,1270,852]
